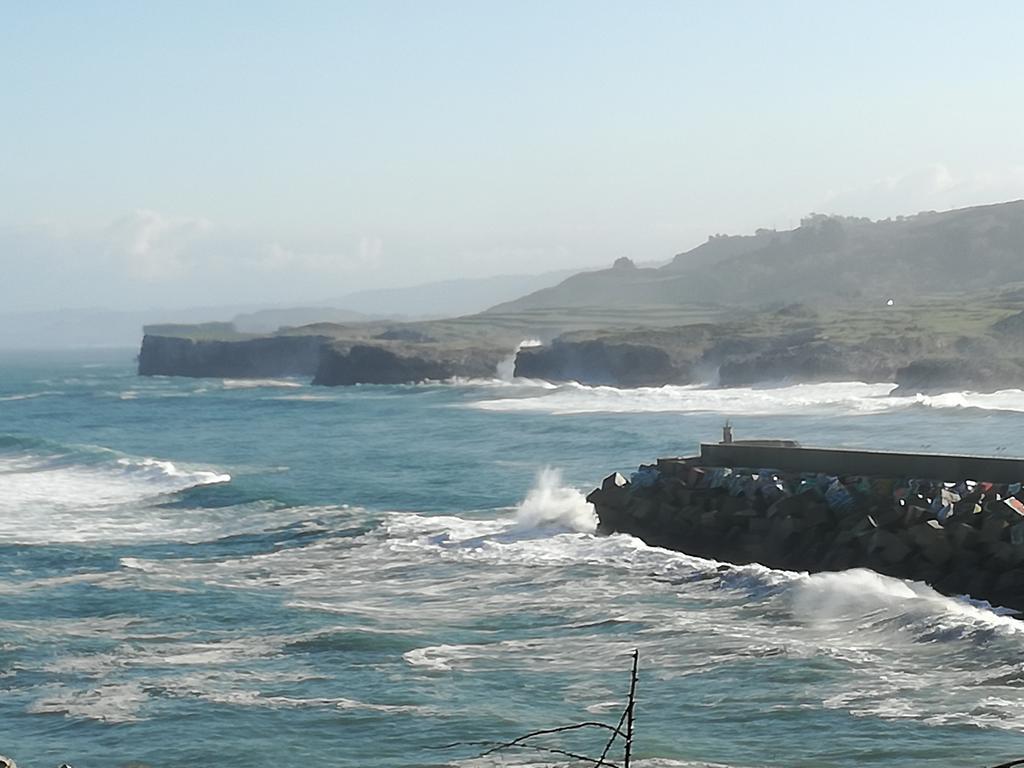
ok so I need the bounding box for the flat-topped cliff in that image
[313,342,507,385]
[138,323,514,385]
[516,300,1024,392]
[138,334,327,378]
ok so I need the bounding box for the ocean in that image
[2,348,1023,767]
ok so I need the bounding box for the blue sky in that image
[3,1,1024,310]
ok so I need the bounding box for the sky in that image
[3,0,1024,312]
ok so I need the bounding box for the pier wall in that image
[697,443,1024,485]
[588,453,1024,613]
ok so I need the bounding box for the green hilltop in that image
[488,200,1024,313]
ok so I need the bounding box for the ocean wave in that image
[24,469,1018,736]
[28,682,149,724]
[463,378,1024,418]
[0,435,231,544]
[468,380,903,416]
[0,389,64,402]
[268,392,343,402]
[221,378,304,389]
[913,388,1024,413]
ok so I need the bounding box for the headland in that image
[136,201,1024,392]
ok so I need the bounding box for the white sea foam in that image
[221,378,304,389]
[788,568,1022,634]
[0,449,230,544]
[270,393,341,402]
[466,378,1024,417]
[0,390,64,402]
[915,388,1024,413]
[13,466,1017,737]
[28,682,149,723]
[470,380,903,416]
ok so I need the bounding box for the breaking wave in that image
[0,435,230,544]
[913,388,1024,413]
[466,379,1024,417]
[469,380,898,415]
[512,466,597,532]
[220,378,304,389]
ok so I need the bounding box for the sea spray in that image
[496,339,543,381]
[513,466,597,533]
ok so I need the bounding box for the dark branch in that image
[988,761,1024,768]
[505,742,622,767]
[478,722,625,758]
[624,649,639,768]
[426,740,620,767]
[594,699,630,767]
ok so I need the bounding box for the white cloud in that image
[104,210,213,280]
[0,212,386,311]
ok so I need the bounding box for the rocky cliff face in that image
[515,339,686,387]
[138,334,327,378]
[892,357,1024,395]
[513,333,901,388]
[511,319,1003,391]
[313,342,506,385]
[138,333,510,385]
[715,341,899,386]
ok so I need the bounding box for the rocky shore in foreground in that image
[587,447,1024,613]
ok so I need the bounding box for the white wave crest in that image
[915,388,1024,413]
[470,380,902,416]
[0,390,64,402]
[0,450,231,544]
[221,378,304,389]
[28,682,148,723]
[789,568,1022,632]
[464,377,1024,417]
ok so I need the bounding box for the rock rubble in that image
[587,458,1024,612]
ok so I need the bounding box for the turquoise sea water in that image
[2,349,1024,767]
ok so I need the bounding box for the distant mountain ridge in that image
[326,269,582,317]
[488,200,1024,312]
[0,269,579,349]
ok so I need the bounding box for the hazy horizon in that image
[4,1,1024,312]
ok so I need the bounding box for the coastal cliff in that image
[138,286,1024,392]
[514,301,1024,392]
[313,342,506,385]
[514,338,685,387]
[139,331,510,385]
[138,334,327,378]
[588,450,1024,613]
[513,328,910,388]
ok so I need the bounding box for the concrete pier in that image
[588,446,1024,613]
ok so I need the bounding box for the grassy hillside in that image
[489,200,1024,313]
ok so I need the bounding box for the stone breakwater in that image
[587,457,1024,613]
